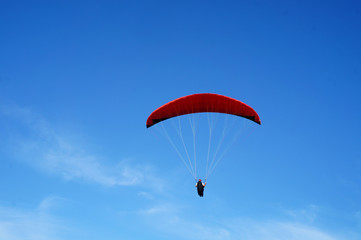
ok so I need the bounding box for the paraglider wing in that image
[146,93,261,128]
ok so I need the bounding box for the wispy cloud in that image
[137,203,354,240]
[0,105,161,188]
[36,196,70,213]
[283,204,319,223]
[0,197,70,240]
[138,202,178,215]
[224,219,342,240]
[138,202,230,240]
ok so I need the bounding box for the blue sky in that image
[1,0,361,239]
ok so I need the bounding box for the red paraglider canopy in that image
[146,93,261,128]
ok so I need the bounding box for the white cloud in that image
[138,202,230,240]
[138,202,178,215]
[36,196,69,212]
[0,198,70,240]
[137,202,354,240]
[41,147,143,186]
[283,204,319,223]
[137,191,155,200]
[0,105,161,188]
[224,219,341,240]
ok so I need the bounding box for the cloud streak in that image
[0,105,158,188]
[0,197,70,240]
[224,219,341,240]
[137,202,354,240]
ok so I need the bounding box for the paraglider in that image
[196,179,207,197]
[146,93,260,197]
